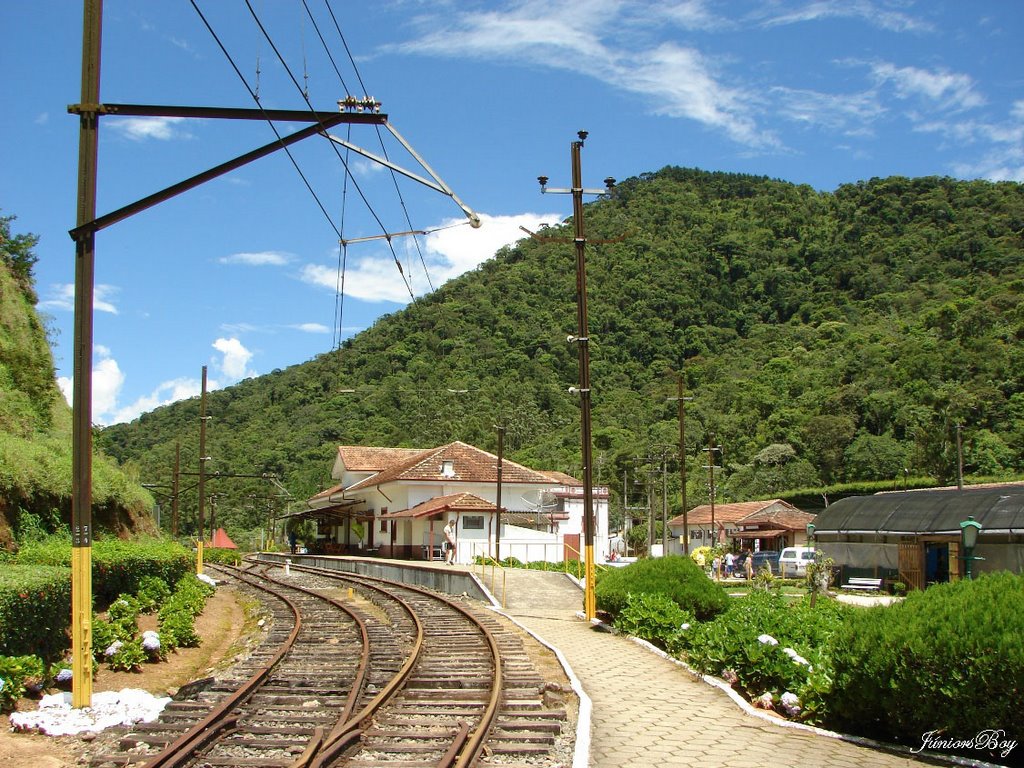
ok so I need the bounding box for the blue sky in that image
[3,1,1021,425]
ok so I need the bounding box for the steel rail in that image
[270,560,504,768]
[139,569,304,768]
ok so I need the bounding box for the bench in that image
[842,577,882,591]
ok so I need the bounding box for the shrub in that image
[827,571,1024,752]
[105,638,146,672]
[614,592,694,653]
[0,565,71,659]
[135,575,171,613]
[595,556,728,621]
[684,591,847,724]
[15,537,192,605]
[157,574,214,649]
[203,547,241,566]
[107,594,141,634]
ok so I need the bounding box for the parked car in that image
[778,546,815,577]
[750,550,780,576]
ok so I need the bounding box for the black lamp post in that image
[806,522,818,606]
[960,515,982,580]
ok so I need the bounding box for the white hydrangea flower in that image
[780,691,802,715]
[680,623,691,631]
[757,634,779,646]
[141,632,161,652]
[783,647,811,666]
[104,641,123,658]
[56,669,73,683]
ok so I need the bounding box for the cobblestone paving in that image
[496,569,937,768]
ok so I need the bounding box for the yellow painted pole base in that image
[584,544,596,620]
[71,545,93,708]
[196,539,204,575]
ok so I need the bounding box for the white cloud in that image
[109,116,191,142]
[108,377,202,426]
[35,112,49,125]
[393,2,774,148]
[758,0,931,33]
[38,283,119,314]
[57,346,127,425]
[300,211,559,304]
[870,62,984,112]
[219,251,294,266]
[289,323,330,334]
[212,337,256,382]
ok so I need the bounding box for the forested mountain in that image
[0,214,154,547]
[98,169,1024,534]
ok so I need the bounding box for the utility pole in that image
[172,441,180,538]
[661,452,668,554]
[197,366,209,574]
[956,424,964,490]
[533,131,616,621]
[668,374,693,554]
[495,424,504,561]
[705,434,722,546]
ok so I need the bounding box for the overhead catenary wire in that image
[241,0,416,301]
[189,0,345,243]
[319,0,436,293]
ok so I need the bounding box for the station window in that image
[463,515,484,530]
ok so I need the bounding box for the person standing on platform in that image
[444,519,457,565]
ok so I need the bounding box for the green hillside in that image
[0,213,155,549]
[97,169,1024,534]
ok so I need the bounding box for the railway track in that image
[90,561,572,768]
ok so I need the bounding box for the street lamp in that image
[960,515,982,580]
[806,522,816,548]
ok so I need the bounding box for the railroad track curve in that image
[91,560,569,767]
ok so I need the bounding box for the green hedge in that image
[828,571,1024,752]
[0,565,71,659]
[595,556,729,621]
[15,537,192,605]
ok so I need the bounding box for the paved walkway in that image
[491,568,936,768]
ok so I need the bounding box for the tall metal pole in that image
[677,375,689,554]
[661,452,668,554]
[197,366,208,574]
[956,424,964,490]
[70,0,103,709]
[536,132,614,621]
[708,433,717,547]
[495,425,504,562]
[172,441,180,538]
[570,137,598,620]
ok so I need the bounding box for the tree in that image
[0,213,40,304]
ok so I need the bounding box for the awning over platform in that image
[733,529,787,539]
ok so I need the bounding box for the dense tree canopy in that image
[97,169,1024,536]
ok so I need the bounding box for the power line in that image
[241,0,416,301]
[190,0,345,242]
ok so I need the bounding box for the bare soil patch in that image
[0,585,251,767]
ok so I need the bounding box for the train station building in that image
[286,441,610,565]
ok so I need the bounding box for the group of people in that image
[711,549,755,580]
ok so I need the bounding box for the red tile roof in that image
[345,441,555,492]
[383,492,499,519]
[337,446,429,472]
[669,499,812,529]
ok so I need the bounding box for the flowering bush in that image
[682,591,846,725]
